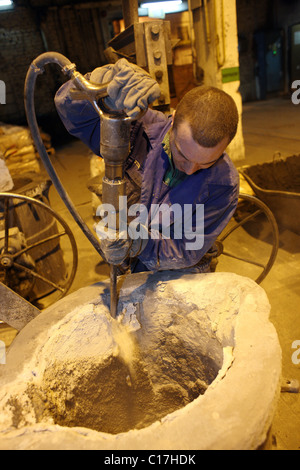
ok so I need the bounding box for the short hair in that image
[173,86,239,148]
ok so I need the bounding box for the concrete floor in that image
[238,97,300,450]
[1,95,300,450]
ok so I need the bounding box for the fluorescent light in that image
[141,1,183,13]
[0,0,13,8]
[141,1,182,6]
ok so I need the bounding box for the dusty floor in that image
[237,97,300,450]
[1,95,300,450]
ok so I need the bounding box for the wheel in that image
[214,193,279,284]
[0,192,78,309]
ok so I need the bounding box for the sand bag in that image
[0,157,13,191]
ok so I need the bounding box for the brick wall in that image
[0,3,110,143]
[0,6,48,124]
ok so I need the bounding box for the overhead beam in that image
[122,0,139,28]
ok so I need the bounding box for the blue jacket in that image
[55,81,240,272]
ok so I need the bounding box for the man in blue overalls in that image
[55,59,240,274]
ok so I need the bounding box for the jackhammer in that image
[24,52,137,318]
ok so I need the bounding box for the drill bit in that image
[110,264,118,318]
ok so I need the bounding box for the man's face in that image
[169,121,229,175]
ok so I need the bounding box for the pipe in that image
[203,0,211,44]
[214,0,226,68]
[24,52,106,258]
[187,0,198,82]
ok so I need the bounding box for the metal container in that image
[239,155,300,235]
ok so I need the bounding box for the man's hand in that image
[100,237,132,266]
[128,222,149,257]
[95,222,149,265]
[90,59,161,118]
[95,225,132,265]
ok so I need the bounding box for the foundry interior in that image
[0,0,300,451]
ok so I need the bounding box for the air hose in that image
[24,52,106,257]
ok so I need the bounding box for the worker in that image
[55,59,240,274]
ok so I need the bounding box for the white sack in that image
[0,158,14,191]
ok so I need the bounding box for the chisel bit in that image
[110,264,118,318]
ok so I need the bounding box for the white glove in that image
[90,59,161,118]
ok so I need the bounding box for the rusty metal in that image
[203,0,211,43]
[0,227,36,299]
[107,19,172,110]
[144,21,171,108]
[217,193,279,285]
[239,155,300,236]
[0,192,78,307]
[281,378,300,393]
[190,0,203,8]
[122,0,139,28]
[108,24,144,65]
[3,199,9,258]
[110,265,118,319]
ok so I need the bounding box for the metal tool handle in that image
[69,74,110,115]
[69,74,147,122]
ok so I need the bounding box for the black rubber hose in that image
[24,52,105,258]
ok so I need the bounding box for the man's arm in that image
[55,80,102,155]
[55,59,162,266]
[54,59,161,156]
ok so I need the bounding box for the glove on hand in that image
[100,237,132,266]
[95,225,132,265]
[90,59,161,118]
[95,221,149,265]
[128,222,149,258]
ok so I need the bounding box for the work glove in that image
[128,221,149,258]
[95,225,132,265]
[90,58,161,119]
[95,222,149,265]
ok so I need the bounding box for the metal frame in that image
[107,19,172,109]
[216,193,279,284]
[0,192,78,306]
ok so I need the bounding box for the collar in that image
[162,130,189,188]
